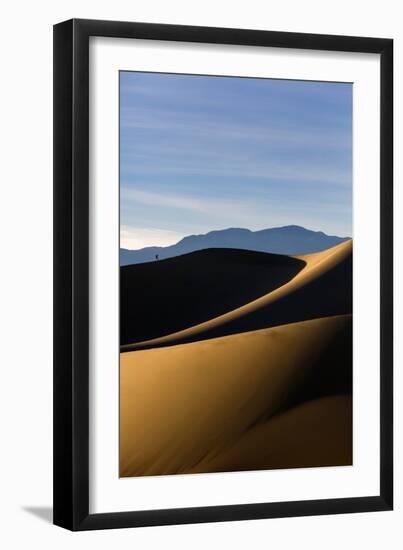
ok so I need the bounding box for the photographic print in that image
[54,19,393,530]
[119,71,353,478]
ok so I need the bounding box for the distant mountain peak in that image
[120,225,350,266]
[209,227,251,233]
[278,224,303,229]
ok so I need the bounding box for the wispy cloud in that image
[121,185,352,238]
[122,158,351,186]
[121,187,260,224]
[120,103,351,187]
[120,72,353,237]
[121,106,351,151]
[120,225,184,250]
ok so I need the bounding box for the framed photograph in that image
[53,19,393,530]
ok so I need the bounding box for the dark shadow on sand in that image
[120,248,305,345]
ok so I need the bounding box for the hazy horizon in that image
[120,72,352,250]
[120,224,351,251]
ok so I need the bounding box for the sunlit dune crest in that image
[121,239,352,351]
[120,248,306,346]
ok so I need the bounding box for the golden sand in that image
[122,239,352,351]
[120,314,351,477]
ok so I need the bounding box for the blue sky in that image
[120,71,352,250]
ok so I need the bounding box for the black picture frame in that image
[53,18,393,531]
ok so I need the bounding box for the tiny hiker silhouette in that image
[155,254,159,261]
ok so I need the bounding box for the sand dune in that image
[120,248,305,346]
[121,239,352,352]
[189,395,352,473]
[120,314,352,477]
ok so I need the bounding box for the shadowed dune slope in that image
[120,248,305,345]
[122,239,352,352]
[120,314,352,477]
[189,395,352,474]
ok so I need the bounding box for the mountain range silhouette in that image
[120,225,350,266]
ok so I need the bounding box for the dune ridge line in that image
[121,239,352,351]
